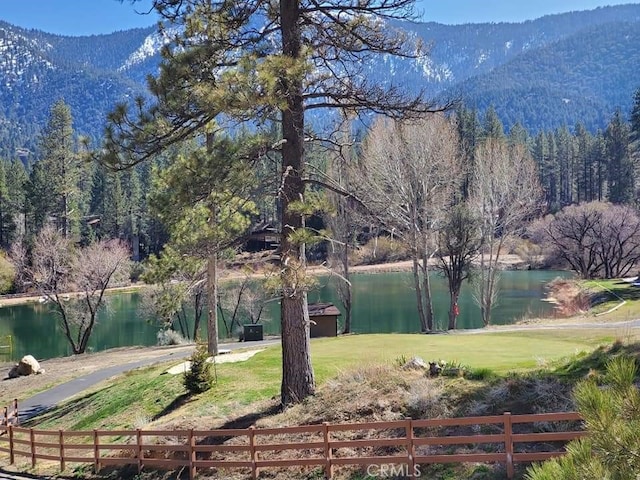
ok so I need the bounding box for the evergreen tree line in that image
[0,99,167,256]
[3,88,640,261]
[457,89,640,212]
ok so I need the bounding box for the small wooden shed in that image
[308,303,341,338]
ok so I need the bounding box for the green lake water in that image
[0,270,569,361]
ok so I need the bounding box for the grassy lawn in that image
[310,332,609,375]
[29,331,615,432]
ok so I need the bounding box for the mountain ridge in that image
[1,4,640,157]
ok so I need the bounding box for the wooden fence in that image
[1,399,18,427]
[0,405,584,480]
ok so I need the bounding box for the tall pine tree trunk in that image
[206,132,219,356]
[279,0,315,405]
[207,249,219,356]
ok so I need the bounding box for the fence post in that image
[13,399,18,425]
[323,422,332,480]
[136,428,143,473]
[407,419,416,479]
[59,429,65,471]
[8,425,14,464]
[2,406,6,426]
[188,429,196,480]
[249,426,257,480]
[93,429,100,473]
[30,428,36,468]
[504,412,514,480]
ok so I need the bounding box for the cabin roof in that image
[308,302,341,317]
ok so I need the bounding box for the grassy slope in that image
[14,278,640,478]
[19,331,640,480]
[28,331,615,432]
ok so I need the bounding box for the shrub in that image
[466,367,497,381]
[157,329,187,346]
[183,343,214,394]
[0,252,15,294]
[525,356,640,479]
[351,236,409,265]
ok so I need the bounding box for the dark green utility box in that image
[243,324,264,341]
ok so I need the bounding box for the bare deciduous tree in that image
[533,201,640,279]
[594,205,640,278]
[13,226,130,354]
[219,271,272,338]
[358,115,461,331]
[324,115,357,334]
[470,139,542,326]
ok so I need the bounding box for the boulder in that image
[428,361,443,377]
[402,356,428,371]
[7,365,19,379]
[17,355,40,376]
[7,355,42,378]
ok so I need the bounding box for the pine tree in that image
[27,100,82,238]
[0,160,11,247]
[482,106,505,141]
[124,168,144,261]
[630,88,640,149]
[102,172,128,239]
[555,126,576,206]
[630,88,640,184]
[26,160,54,237]
[456,107,480,198]
[605,109,633,204]
[593,131,608,201]
[101,0,442,405]
[149,133,263,356]
[6,160,27,242]
[507,122,529,147]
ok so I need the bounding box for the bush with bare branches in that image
[11,226,130,354]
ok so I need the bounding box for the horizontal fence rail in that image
[0,407,585,480]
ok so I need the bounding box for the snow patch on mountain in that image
[118,29,173,71]
[0,26,55,87]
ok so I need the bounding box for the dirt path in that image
[7,339,279,423]
[1,345,193,404]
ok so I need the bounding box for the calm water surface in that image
[0,270,569,361]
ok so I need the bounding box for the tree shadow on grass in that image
[592,280,640,303]
[198,402,282,446]
[152,393,191,421]
[20,390,102,427]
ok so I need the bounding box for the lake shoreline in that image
[0,254,533,308]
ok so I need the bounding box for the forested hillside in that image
[1,4,640,269]
[0,23,156,158]
[446,21,640,131]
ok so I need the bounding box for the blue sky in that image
[0,1,637,36]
